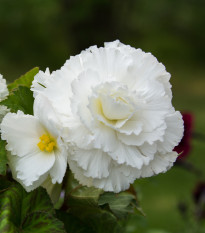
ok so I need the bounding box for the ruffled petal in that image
[93,162,136,193]
[157,110,184,153]
[67,158,93,187]
[70,148,111,179]
[140,152,178,177]
[108,143,148,169]
[117,122,167,146]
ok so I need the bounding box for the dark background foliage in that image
[0,0,205,232]
[0,0,205,82]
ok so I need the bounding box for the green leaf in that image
[56,210,94,233]
[65,173,122,233]
[0,86,34,115]
[0,176,11,192]
[0,183,66,233]
[0,139,8,176]
[98,192,141,219]
[8,67,39,92]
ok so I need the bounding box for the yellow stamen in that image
[37,134,56,152]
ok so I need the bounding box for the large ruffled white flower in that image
[0,94,68,192]
[32,40,184,193]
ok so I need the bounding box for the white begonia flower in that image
[0,74,9,101]
[32,40,184,193]
[0,74,9,123]
[0,94,69,192]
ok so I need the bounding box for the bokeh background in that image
[0,0,205,232]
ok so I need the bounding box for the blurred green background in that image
[0,0,205,232]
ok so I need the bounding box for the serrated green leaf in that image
[98,192,140,219]
[0,139,8,175]
[0,86,34,115]
[0,183,66,233]
[8,67,39,92]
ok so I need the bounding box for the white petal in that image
[70,148,111,179]
[140,152,178,177]
[15,150,55,186]
[8,152,49,192]
[108,143,146,169]
[34,94,61,138]
[63,118,94,149]
[68,158,93,187]
[157,111,184,153]
[100,93,132,120]
[117,116,143,135]
[31,68,50,97]
[42,64,74,117]
[82,44,133,82]
[117,122,167,146]
[1,111,45,157]
[93,162,136,193]
[70,69,100,129]
[91,122,119,152]
[49,148,68,184]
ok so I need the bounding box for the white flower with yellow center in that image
[0,94,68,192]
[32,40,184,193]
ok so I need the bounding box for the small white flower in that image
[0,74,9,101]
[33,40,184,193]
[0,74,9,123]
[1,94,69,192]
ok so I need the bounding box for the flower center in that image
[37,134,56,152]
[100,93,133,121]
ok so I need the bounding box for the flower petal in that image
[14,150,55,187]
[68,158,93,187]
[49,148,68,184]
[70,148,111,179]
[31,68,50,97]
[157,110,184,153]
[108,143,147,169]
[1,111,45,157]
[34,94,61,138]
[140,152,178,177]
[93,162,136,193]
